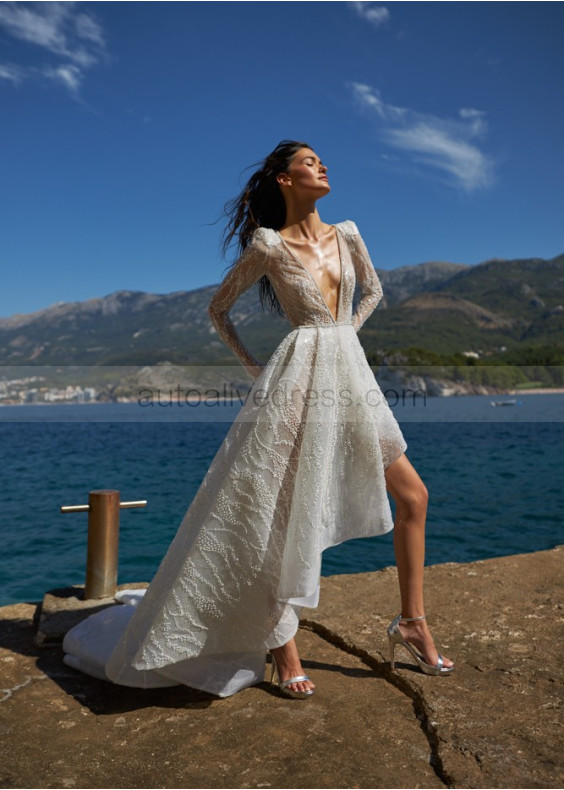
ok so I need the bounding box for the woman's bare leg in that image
[270,637,315,694]
[271,452,451,693]
[385,453,453,668]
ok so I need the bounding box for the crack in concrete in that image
[1,673,47,703]
[300,618,456,789]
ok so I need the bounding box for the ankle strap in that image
[399,614,426,622]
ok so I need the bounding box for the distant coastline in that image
[507,388,564,394]
[1,387,564,407]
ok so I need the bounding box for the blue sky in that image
[1,1,562,319]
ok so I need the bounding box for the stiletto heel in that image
[269,650,315,699]
[387,614,454,676]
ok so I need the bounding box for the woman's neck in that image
[280,203,328,241]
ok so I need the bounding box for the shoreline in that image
[1,386,563,407]
[507,387,564,394]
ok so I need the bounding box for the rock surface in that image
[35,583,149,646]
[0,547,562,789]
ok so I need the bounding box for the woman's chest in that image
[266,238,356,322]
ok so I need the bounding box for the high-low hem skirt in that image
[63,323,407,697]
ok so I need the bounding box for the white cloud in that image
[42,63,83,94]
[459,108,486,119]
[351,82,406,122]
[74,12,106,49]
[0,2,70,52]
[349,2,390,29]
[459,107,487,135]
[0,2,107,97]
[349,82,494,191]
[0,63,25,85]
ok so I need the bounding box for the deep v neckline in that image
[276,224,343,323]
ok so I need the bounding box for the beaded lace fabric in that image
[62,220,407,697]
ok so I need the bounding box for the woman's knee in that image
[385,455,429,514]
[397,482,428,516]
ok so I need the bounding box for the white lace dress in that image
[62,220,407,696]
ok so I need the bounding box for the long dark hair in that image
[220,139,311,316]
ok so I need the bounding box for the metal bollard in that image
[61,489,147,600]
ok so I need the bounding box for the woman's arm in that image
[346,221,384,332]
[208,234,268,379]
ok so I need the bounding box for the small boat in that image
[490,399,518,406]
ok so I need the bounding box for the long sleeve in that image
[208,234,268,373]
[346,221,384,332]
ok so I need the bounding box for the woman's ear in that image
[276,171,291,189]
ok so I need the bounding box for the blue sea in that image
[1,393,562,606]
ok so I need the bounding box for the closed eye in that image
[303,156,324,166]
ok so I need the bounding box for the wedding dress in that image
[62,220,407,697]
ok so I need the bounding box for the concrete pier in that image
[0,547,562,789]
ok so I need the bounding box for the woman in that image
[63,140,453,699]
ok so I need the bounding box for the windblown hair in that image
[220,139,312,316]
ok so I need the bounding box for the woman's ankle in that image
[399,613,426,623]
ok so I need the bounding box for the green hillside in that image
[0,254,562,375]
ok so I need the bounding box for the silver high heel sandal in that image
[269,651,315,699]
[387,614,454,676]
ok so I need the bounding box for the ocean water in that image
[0,394,562,605]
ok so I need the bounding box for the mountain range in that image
[1,254,563,369]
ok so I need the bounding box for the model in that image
[63,140,454,699]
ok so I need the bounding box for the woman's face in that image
[279,148,331,196]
